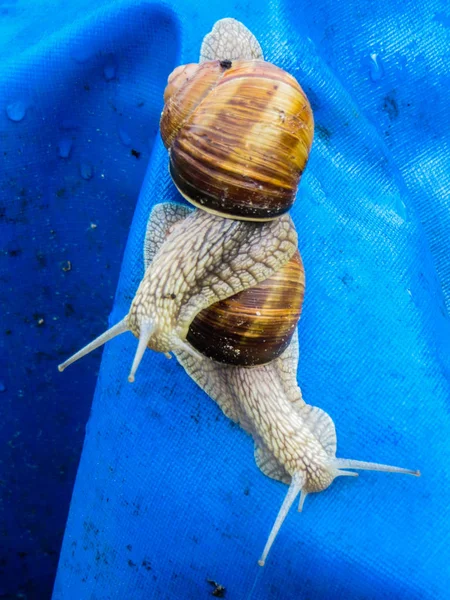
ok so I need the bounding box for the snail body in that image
[144,204,305,366]
[161,59,314,221]
[143,203,419,567]
[177,335,420,566]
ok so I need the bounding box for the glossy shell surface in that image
[187,250,305,365]
[160,60,314,221]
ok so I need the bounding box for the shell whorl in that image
[160,59,314,221]
[187,250,305,365]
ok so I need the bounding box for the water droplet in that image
[118,127,131,146]
[103,57,117,81]
[58,137,73,158]
[369,53,384,82]
[6,100,26,122]
[80,162,94,180]
[0,381,5,393]
[395,196,408,221]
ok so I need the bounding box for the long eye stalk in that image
[58,318,130,372]
[258,472,304,567]
[334,458,420,477]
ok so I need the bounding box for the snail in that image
[58,208,300,381]
[58,18,312,381]
[146,203,420,567]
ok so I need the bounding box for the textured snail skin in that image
[160,60,314,221]
[145,202,419,567]
[177,337,419,567]
[145,203,305,366]
[176,330,334,491]
[199,18,264,63]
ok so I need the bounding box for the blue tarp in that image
[1,1,450,598]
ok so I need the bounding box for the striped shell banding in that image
[160,59,314,220]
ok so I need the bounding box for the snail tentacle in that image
[57,317,129,372]
[332,459,420,477]
[334,470,359,478]
[258,471,304,567]
[172,337,206,362]
[128,319,154,383]
[297,490,307,512]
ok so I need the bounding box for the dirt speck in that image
[142,559,152,571]
[207,579,226,597]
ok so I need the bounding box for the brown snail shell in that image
[187,250,305,365]
[160,60,314,221]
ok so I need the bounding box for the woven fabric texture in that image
[1,0,449,598]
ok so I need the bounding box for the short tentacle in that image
[128,319,155,383]
[297,490,307,512]
[336,470,359,478]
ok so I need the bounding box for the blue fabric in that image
[1,1,450,599]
